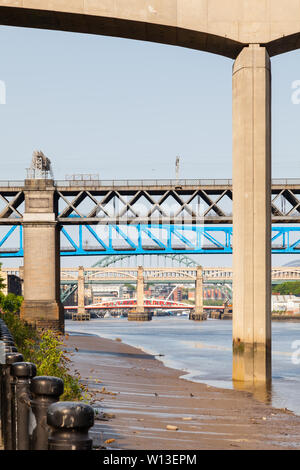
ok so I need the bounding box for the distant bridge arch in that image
[92,254,199,268]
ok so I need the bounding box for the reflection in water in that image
[66,317,300,415]
[233,380,272,405]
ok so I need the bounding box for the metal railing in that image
[0,181,24,188]
[0,319,95,450]
[1,178,300,188]
[55,178,233,187]
[53,178,300,187]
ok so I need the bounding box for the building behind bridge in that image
[0,271,22,297]
[272,295,300,314]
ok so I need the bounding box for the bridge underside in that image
[2,2,300,58]
[0,5,243,59]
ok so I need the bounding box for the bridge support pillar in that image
[128,266,151,321]
[20,179,64,332]
[190,266,205,321]
[73,266,89,321]
[232,45,271,385]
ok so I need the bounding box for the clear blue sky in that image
[1,25,300,267]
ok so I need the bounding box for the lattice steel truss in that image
[2,180,300,224]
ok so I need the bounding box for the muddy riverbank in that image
[65,334,300,450]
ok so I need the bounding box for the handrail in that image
[1,178,300,188]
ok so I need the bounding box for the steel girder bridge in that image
[2,179,300,257]
[0,179,300,225]
[2,178,300,224]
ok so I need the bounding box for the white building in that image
[271,295,300,314]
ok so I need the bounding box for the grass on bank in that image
[0,301,87,401]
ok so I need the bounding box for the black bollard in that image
[2,338,15,347]
[47,402,94,450]
[2,331,13,337]
[2,336,12,341]
[11,362,37,450]
[1,352,23,449]
[30,376,64,450]
[5,345,17,353]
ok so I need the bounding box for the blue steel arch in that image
[1,224,300,257]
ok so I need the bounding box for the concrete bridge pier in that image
[190,266,205,321]
[128,266,151,321]
[73,266,90,321]
[20,179,64,332]
[232,45,271,385]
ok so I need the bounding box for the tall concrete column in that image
[20,179,64,332]
[128,266,151,321]
[232,45,271,384]
[190,266,205,321]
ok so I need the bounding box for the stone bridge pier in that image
[20,179,64,332]
[189,266,204,321]
[128,266,152,321]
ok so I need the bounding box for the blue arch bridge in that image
[1,224,300,257]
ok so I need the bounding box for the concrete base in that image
[20,300,64,333]
[221,313,233,320]
[232,341,271,384]
[189,312,207,321]
[210,311,221,319]
[127,312,152,322]
[72,307,90,321]
[72,313,90,321]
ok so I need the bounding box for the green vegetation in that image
[0,265,22,313]
[26,330,86,401]
[272,281,300,296]
[0,310,86,401]
[0,309,38,358]
[0,292,23,313]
